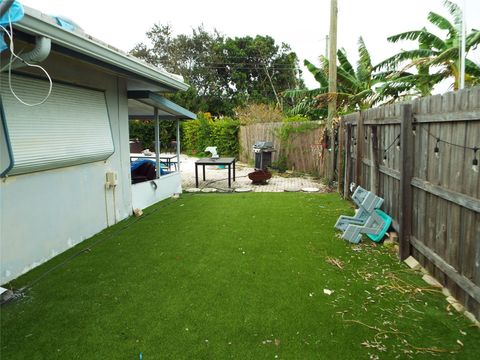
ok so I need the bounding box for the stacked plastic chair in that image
[335,186,391,244]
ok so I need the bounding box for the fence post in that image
[337,119,345,195]
[399,104,414,260]
[355,111,364,187]
[370,125,379,194]
[344,123,352,199]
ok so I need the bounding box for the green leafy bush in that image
[129,120,178,151]
[182,112,240,157]
[182,113,212,156]
[210,119,240,157]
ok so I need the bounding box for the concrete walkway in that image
[178,155,328,193]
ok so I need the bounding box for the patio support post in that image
[154,107,160,178]
[176,119,181,172]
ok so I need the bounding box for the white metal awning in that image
[127,91,196,121]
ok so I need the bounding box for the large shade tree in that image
[376,0,480,94]
[131,25,303,116]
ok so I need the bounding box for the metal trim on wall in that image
[0,97,14,177]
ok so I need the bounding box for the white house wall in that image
[131,172,182,210]
[0,52,133,284]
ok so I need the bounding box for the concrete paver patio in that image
[177,154,329,192]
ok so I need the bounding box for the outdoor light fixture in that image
[473,147,479,173]
[434,139,440,159]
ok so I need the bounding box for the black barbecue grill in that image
[253,141,275,170]
[248,141,276,184]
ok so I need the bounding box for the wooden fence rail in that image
[341,87,480,318]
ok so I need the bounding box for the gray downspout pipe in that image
[0,2,52,72]
[0,0,14,18]
[10,36,51,69]
[1,36,52,72]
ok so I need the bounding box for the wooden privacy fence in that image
[238,121,330,177]
[341,87,480,318]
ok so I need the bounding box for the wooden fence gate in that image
[340,88,480,318]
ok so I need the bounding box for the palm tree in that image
[285,37,398,117]
[283,58,329,118]
[376,0,480,93]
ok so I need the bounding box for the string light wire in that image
[421,126,478,151]
[0,16,53,107]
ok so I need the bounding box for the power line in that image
[140,54,299,62]
[156,65,302,71]
[133,56,303,68]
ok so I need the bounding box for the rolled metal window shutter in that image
[1,74,114,176]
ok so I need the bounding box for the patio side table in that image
[195,157,236,188]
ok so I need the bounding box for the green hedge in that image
[129,120,177,151]
[182,113,240,157]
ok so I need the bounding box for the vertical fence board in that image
[399,104,413,260]
[370,125,379,194]
[356,113,364,187]
[338,120,345,195]
[344,124,352,198]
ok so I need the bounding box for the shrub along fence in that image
[181,113,240,157]
[340,87,480,318]
[129,120,177,151]
[239,121,328,176]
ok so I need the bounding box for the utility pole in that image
[459,0,466,89]
[325,35,329,58]
[327,0,338,182]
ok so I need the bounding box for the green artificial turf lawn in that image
[1,193,479,359]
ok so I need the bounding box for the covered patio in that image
[128,91,196,210]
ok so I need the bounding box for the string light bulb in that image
[396,139,401,151]
[434,138,440,159]
[473,147,479,173]
[412,123,416,136]
[383,152,387,164]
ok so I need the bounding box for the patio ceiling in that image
[128,91,196,121]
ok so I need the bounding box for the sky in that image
[19,0,480,91]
